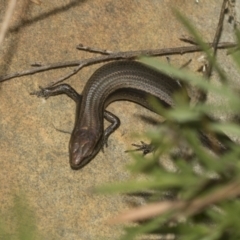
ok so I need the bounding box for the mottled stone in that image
[0,0,238,239]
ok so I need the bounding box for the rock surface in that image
[0,0,238,239]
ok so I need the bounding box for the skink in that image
[33,60,229,169]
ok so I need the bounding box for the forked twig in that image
[0,42,236,85]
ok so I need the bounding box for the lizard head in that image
[69,127,100,170]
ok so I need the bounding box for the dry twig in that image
[0,42,236,85]
[206,0,229,78]
[110,180,240,223]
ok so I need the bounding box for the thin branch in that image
[30,0,42,5]
[183,180,240,217]
[76,44,113,55]
[195,0,230,103]
[109,180,240,223]
[0,0,17,47]
[212,0,229,55]
[206,0,229,78]
[179,36,198,45]
[0,42,236,84]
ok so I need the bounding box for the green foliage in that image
[0,194,41,240]
[97,12,240,240]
